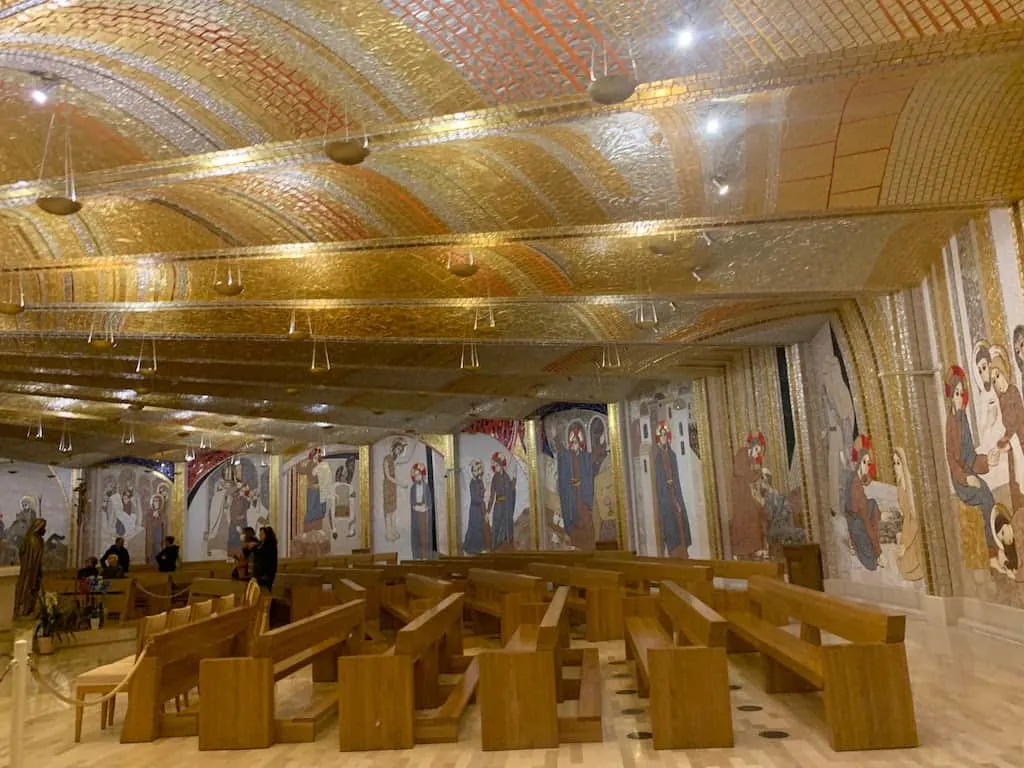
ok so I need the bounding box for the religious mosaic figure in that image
[488,452,516,552]
[760,467,806,553]
[844,435,882,571]
[146,487,168,563]
[205,466,232,555]
[15,518,45,617]
[893,448,924,581]
[945,365,1002,570]
[462,459,488,554]
[992,503,1019,577]
[556,422,595,550]
[821,353,856,517]
[973,340,1006,454]
[991,347,1024,512]
[653,421,691,557]
[409,462,433,560]
[730,432,766,558]
[382,438,408,543]
[300,449,337,555]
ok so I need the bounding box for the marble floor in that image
[1,616,1023,767]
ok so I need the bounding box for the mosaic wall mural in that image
[185,453,270,562]
[0,462,73,571]
[539,404,617,551]
[81,459,174,567]
[281,446,360,558]
[457,420,531,554]
[625,384,708,558]
[370,436,446,560]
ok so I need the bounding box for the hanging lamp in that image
[57,422,72,454]
[310,339,331,374]
[36,85,82,216]
[135,339,158,376]
[0,272,25,315]
[473,304,496,333]
[27,418,43,440]
[325,104,370,166]
[460,341,480,370]
[87,313,116,350]
[588,43,638,106]
[213,259,244,296]
[287,309,311,340]
[446,251,478,278]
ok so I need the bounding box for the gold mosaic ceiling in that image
[0,0,1020,461]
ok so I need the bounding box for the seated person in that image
[155,536,180,573]
[101,553,125,579]
[77,557,100,580]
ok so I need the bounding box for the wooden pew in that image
[624,580,732,749]
[272,572,327,621]
[121,605,256,743]
[478,586,602,749]
[595,560,714,605]
[725,576,917,751]
[466,568,546,644]
[131,573,173,615]
[338,593,478,751]
[197,599,366,749]
[318,568,384,630]
[527,562,624,641]
[187,578,248,605]
[381,573,457,626]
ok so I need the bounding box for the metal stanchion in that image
[10,638,28,768]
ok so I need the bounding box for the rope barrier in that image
[0,658,14,686]
[27,648,149,707]
[132,582,193,599]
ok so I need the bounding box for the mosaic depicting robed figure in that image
[653,421,691,557]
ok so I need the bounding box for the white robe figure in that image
[206,478,231,556]
[101,489,124,547]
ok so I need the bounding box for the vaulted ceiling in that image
[0,0,1021,463]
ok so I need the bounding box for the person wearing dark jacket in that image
[252,526,278,591]
[231,527,258,581]
[77,557,99,580]
[102,537,130,573]
[101,553,125,579]
[154,536,180,572]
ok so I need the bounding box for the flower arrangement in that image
[35,592,78,643]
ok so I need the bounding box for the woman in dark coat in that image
[252,526,278,590]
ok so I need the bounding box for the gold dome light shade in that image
[135,339,158,376]
[325,138,370,166]
[213,263,244,296]
[588,74,637,105]
[0,273,25,315]
[285,387,300,395]
[0,302,25,316]
[88,337,115,350]
[446,252,478,278]
[35,196,82,216]
[287,309,311,340]
[134,386,151,396]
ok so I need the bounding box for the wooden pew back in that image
[596,560,713,601]
[395,593,464,658]
[526,562,570,585]
[406,573,456,600]
[252,599,365,664]
[659,580,728,648]
[536,586,570,650]
[187,578,247,604]
[468,568,545,599]
[748,576,905,644]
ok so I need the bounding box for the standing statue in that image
[15,518,46,617]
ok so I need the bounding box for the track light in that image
[711,175,730,196]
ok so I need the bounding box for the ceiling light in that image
[460,341,480,370]
[184,444,196,462]
[135,339,158,375]
[704,115,721,136]
[698,230,712,247]
[711,175,730,196]
[677,26,696,49]
[310,340,331,374]
[691,269,703,282]
[308,403,329,414]
[30,89,48,105]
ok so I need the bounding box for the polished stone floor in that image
[1,616,1022,767]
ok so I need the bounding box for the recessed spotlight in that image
[704,115,721,136]
[711,175,730,196]
[677,26,696,49]
[29,89,48,105]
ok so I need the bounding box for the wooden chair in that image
[338,593,478,751]
[624,580,733,749]
[725,575,917,751]
[73,611,168,742]
[197,600,366,749]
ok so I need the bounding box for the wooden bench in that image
[318,568,384,631]
[197,599,367,749]
[466,568,546,644]
[478,586,602,749]
[596,560,714,605]
[121,605,257,743]
[624,580,732,749]
[187,578,248,605]
[527,562,625,641]
[381,573,457,626]
[132,573,173,615]
[725,575,917,751]
[338,593,478,751]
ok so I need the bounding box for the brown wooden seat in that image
[625,580,733,749]
[197,599,366,749]
[338,592,478,751]
[478,586,602,750]
[381,573,456,626]
[465,568,546,643]
[724,575,917,751]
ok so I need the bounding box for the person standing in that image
[15,519,46,616]
[102,536,131,573]
[252,526,278,591]
[155,536,180,573]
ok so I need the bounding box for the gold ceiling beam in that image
[0,23,1018,209]
[0,203,985,273]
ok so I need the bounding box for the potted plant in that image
[35,592,76,654]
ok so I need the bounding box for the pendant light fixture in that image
[213,259,244,296]
[600,344,622,369]
[36,84,82,216]
[446,251,478,278]
[57,422,72,454]
[87,313,116,350]
[325,103,370,166]
[184,443,196,463]
[287,309,311,340]
[473,304,496,333]
[588,42,638,106]
[27,418,43,440]
[0,272,25,315]
[120,422,136,446]
[135,339,157,376]
[460,340,480,370]
[310,339,331,374]
[633,301,659,330]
